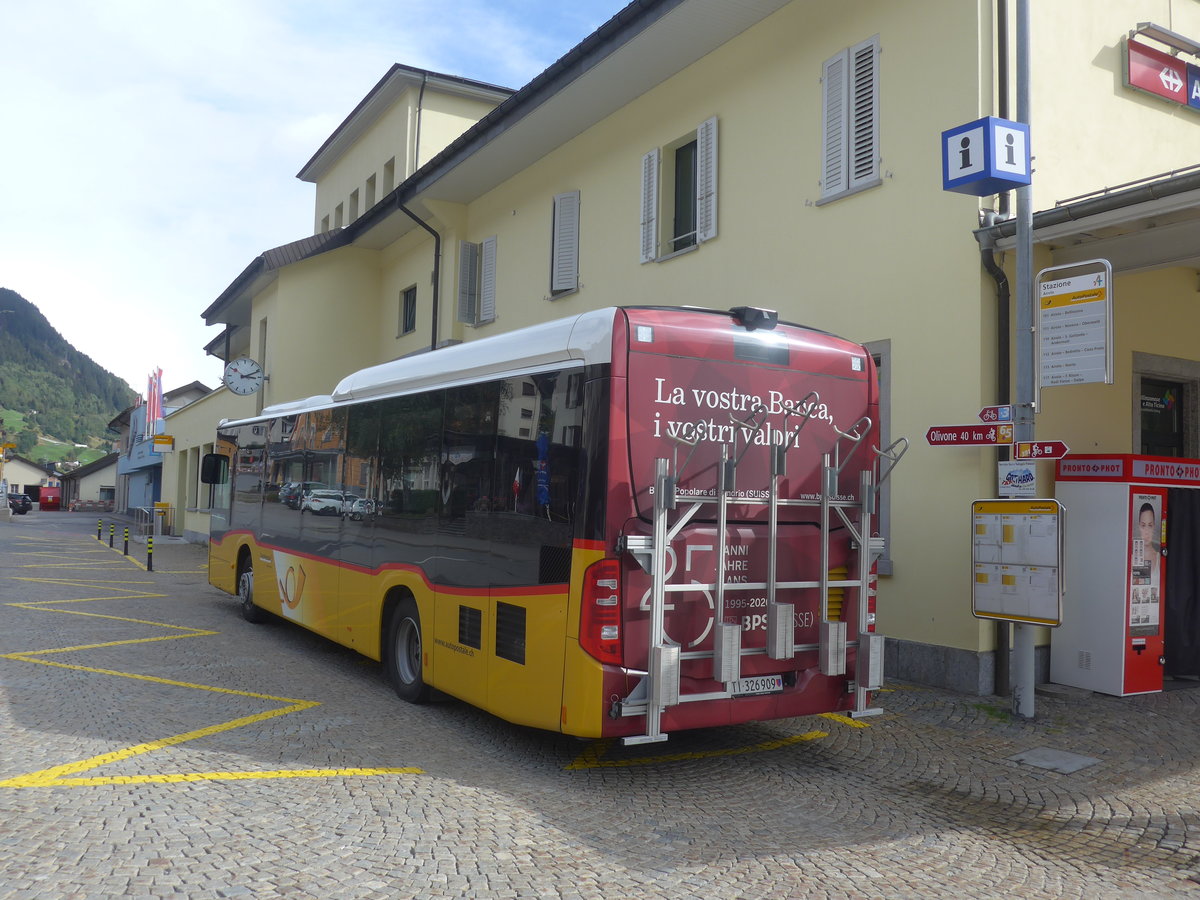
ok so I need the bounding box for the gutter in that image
[398,203,442,351]
[975,168,1200,250]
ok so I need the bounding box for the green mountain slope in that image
[0,287,136,453]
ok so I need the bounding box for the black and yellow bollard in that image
[147,536,153,572]
[97,518,102,540]
[123,528,129,556]
[109,523,114,548]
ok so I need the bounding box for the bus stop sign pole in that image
[1012,0,1037,720]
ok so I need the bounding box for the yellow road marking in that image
[819,712,872,728]
[10,767,425,787]
[1,538,424,787]
[566,729,830,769]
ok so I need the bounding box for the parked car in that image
[347,497,377,521]
[301,490,359,517]
[281,481,328,509]
[8,493,32,515]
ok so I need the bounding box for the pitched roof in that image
[60,452,119,481]
[204,0,791,316]
[202,230,350,323]
[296,63,514,183]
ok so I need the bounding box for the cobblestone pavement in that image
[2,512,1200,899]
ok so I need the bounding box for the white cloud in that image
[0,0,620,395]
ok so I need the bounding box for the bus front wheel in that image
[238,559,266,624]
[386,599,431,703]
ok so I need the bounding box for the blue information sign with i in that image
[941,116,1031,196]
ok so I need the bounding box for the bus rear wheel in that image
[238,559,266,624]
[386,599,431,703]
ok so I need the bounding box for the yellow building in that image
[168,0,1200,695]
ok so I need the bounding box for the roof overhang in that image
[976,168,1200,273]
[349,0,791,251]
[205,0,794,315]
[202,230,350,326]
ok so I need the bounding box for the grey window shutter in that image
[479,236,497,324]
[640,148,659,263]
[551,191,580,292]
[847,37,880,190]
[457,240,480,324]
[695,116,718,243]
[820,52,848,198]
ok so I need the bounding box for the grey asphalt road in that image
[2,510,1199,899]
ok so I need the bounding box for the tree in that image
[16,428,37,454]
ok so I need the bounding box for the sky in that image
[0,0,624,397]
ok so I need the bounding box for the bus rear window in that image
[732,331,789,366]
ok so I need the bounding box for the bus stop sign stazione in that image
[1037,260,1113,393]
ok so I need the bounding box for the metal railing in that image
[133,506,176,537]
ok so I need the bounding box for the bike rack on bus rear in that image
[617,397,908,745]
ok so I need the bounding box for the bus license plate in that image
[733,675,783,696]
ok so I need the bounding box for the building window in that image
[399,286,417,336]
[819,36,881,204]
[334,203,345,228]
[1133,352,1200,457]
[383,157,395,193]
[457,237,497,326]
[1141,379,1185,456]
[349,189,360,222]
[671,140,697,252]
[550,190,580,294]
[366,174,377,209]
[640,116,718,262]
[320,215,330,233]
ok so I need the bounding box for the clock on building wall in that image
[222,357,266,395]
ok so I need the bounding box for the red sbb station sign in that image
[1015,440,1070,461]
[1126,39,1200,110]
[926,424,1014,447]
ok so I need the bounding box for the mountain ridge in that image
[0,287,136,458]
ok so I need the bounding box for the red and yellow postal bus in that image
[203,306,904,744]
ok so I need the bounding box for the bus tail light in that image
[580,559,623,664]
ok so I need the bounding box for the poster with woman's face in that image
[1130,493,1162,635]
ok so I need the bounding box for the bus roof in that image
[332,306,618,403]
[223,308,619,427]
[220,306,847,429]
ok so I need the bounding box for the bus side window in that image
[201,453,229,485]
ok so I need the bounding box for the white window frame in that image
[551,190,580,294]
[399,285,417,337]
[640,116,718,263]
[457,237,497,326]
[819,36,881,204]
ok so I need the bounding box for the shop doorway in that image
[1165,487,1200,683]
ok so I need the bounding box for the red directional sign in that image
[926,424,1014,447]
[978,405,1012,423]
[1014,440,1069,461]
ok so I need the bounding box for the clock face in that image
[223,357,265,395]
